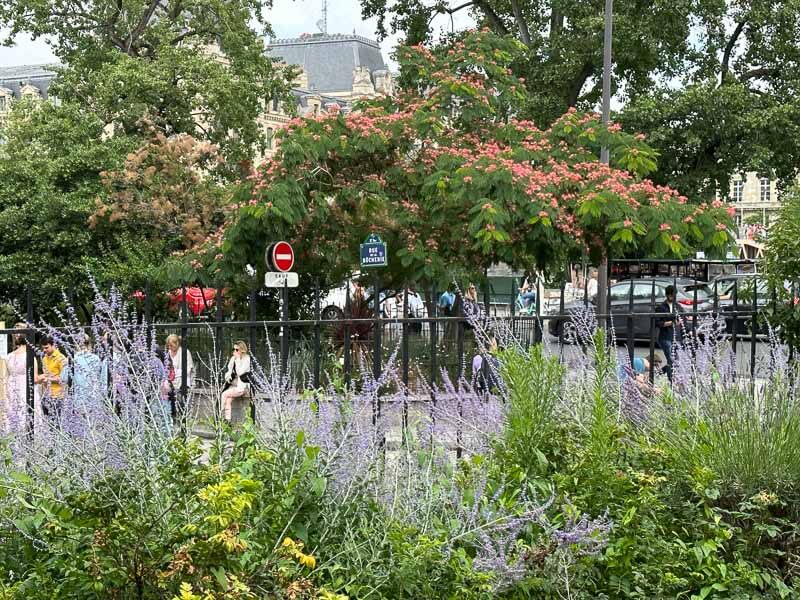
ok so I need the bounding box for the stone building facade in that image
[266,33,394,101]
[726,172,782,237]
[0,64,57,117]
[0,33,394,163]
[260,33,394,158]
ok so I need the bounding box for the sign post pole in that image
[264,241,297,381]
[373,270,381,398]
[281,280,289,377]
[360,233,388,425]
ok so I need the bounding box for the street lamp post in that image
[597,0,614,330]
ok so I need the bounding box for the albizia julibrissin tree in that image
[214,29,734,288]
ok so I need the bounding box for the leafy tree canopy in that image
[0,100,232,314]
[214,31,733,291]
[765,188,800,286]
[358,0,800,200]
[0,100,135,308]
[0,0,293,174]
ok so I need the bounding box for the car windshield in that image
[715,277,768,296]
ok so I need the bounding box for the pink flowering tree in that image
[213,30,733,289]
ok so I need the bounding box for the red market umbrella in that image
[168,287,218,316]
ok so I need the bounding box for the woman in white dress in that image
[221,340,252,422]
[4,324,40,435]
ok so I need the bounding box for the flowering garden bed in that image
[1,292,799,599]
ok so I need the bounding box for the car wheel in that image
[321,305,344,320]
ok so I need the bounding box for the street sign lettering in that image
[264,272,299,288]
[360,233,388,268]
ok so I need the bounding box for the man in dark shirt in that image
[655,285,683,381]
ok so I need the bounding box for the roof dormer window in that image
[20,83,41,99]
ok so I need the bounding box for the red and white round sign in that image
[269,241,295,272]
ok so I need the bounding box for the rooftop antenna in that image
[316,0,328,34]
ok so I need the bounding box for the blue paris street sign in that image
[360,233,388,268]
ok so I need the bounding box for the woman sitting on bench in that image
[221,340,252,422]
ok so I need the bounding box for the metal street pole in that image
[597,0,614,330]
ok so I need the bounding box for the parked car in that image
[548,277,714,343]
[319,281,427,326]
[711,273,771,336]
[710,273,769,303]
[319,280,365,320]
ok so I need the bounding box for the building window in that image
[760,178,771,203]
[0,96,6,112]
[266,127,274,149]
[732,179,743,203]
[271,98,279,112]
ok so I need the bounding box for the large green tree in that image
[359,0,800,200]
[212,31,733,292]
[0,101,232,314]
[0,0,293,173]
[0,100,135,310]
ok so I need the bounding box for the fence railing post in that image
[249,286,257,423]
[343,282,351,389]
[534,275,542,345]
[648,279,656,384]
[402,286,409,437]
[313,278,321,390]
[372,272,381,427]
[281,280,289,378]
[627,278,634,364]
[180,282,188,436]
[731,279,738,364]
[750,276,758,383]
[25,286,34,440]
[558,281,565,360]
[216,282,224,385]
[145,280,152,351]
[510,276,516,340]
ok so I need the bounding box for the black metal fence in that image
[2,259,798,432]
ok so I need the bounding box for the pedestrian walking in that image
[586,268,599,300]
[655,285,684,381]
[472,337,501,394]
[462,283,481,329]
[66,336,107,417]
[166,334,194,390]
[153,345,175,432]
[3,324,39,434]
[35,336,67,423]
[438,287,455,317]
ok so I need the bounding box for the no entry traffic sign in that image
[266,241,295,272]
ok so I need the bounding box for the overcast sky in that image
[0,0,474,68]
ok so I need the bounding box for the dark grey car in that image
[548,277,714,342]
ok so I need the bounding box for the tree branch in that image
[127,0,162,51]
[510,0,531,46]
[473,0,510,36]
[720,19,746,85]
[741,66,779,81]
[568,61,594,107]
[550,7,563,36]
[446,1,475,15]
